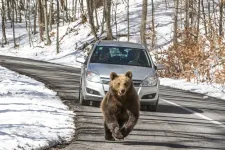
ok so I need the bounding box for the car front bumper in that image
[82,79,159,105]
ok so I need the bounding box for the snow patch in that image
[0,66,75,150]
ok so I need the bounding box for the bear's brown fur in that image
[100,71,140,141]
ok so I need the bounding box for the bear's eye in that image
[124,83,127,86]
[117,82,120,86]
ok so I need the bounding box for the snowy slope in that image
[0,0,174,65]
[0,0,224,101]
[0,66,75,150]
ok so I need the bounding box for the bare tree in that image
[86,0,98,40]
[113,0,118,39]
[219,0,223,36]
[33,1,37,35]
[37,0,44,41]
[151,0,155,48]
[7,0,11,20]
[57,0,60,53]
[1,0,7,46]
[79,0,84,14]
[127,0,130,41]
[65,0,69,21]
[207,0,212,37]
[196,0,200,40]
[49,0,54,31]
[19,0,22,23]
[201,0,207,35]
[101,0,106,34]
[12,0,17,47]
[185,0,189,38]
[173,0,178,46]
[43,0,51,45]
[72,0,78,20]
[94,1,99,30]
[15,0,18,23]
[25,0,28,28]
[190,0,197,28]
[28,0,32,47]
[140,0,147,46]
[105,0,113,40]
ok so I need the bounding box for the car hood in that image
[88,63,155,80]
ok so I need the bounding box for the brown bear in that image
[100,71,140,141]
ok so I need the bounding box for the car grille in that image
[133,80,142,87]
[101,77,142,87]
[101,77,110,84]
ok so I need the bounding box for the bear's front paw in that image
[121,126,131,137]
[120,126,128,137]
[113,127,124,139]
[105,134,115,141]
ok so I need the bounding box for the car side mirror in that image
[156,64,166,70]
[76,57,86,64]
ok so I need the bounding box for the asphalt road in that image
[0,55,225,150]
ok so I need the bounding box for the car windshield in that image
[90,46,152,67]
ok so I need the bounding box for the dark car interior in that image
[90,46,152,67]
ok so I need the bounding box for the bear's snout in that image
[121,89,125,93]
[118,88,126,96]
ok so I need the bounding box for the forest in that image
[0,0,225,84]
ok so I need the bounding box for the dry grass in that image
[156,29,225,84]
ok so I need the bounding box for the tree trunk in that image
[207,0,212,37]
[25,0,28,29]
[37,0,44,41]
[7,0,11,20]
[79,0,84,14]
[151,0,155,48]
[57,0,60,53]
[19,0,22,23]
[196,0,200,40]
[105,0,113,40]
[15,0,18,23]
[65,0,69,21]
[114,0,118,40]
[28,0,32,47]
[86,0,98,40]
[101,0,106,34]
[49,0,53,31]
[94,1,99,30]
[201,0,207,35]
[73,0,78,20]
[127,0,130,41]
[173,0,178,46]
[12,1,17,47]
[33,2,37,35]
[140,0,147,46]
[1,0,7,46]
[43,0,51,45]
[219,0,223,36]
[185,0,189,38]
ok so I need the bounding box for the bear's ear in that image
[125,71,132,79]
[110,72,118,80]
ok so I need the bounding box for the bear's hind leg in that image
[104,121,115,141]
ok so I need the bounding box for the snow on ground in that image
[0,66,75,150]
[0,0,174,66]
[160,78,225,100]
[0,0,224,100]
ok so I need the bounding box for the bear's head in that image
[109,71,133,97]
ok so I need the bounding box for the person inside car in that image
[100,47,111,62]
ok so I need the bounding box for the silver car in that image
[77,40,164,111]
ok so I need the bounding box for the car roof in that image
[96,40,146,49]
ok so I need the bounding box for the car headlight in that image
[86,71,101,83]
[140,76,157,86]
